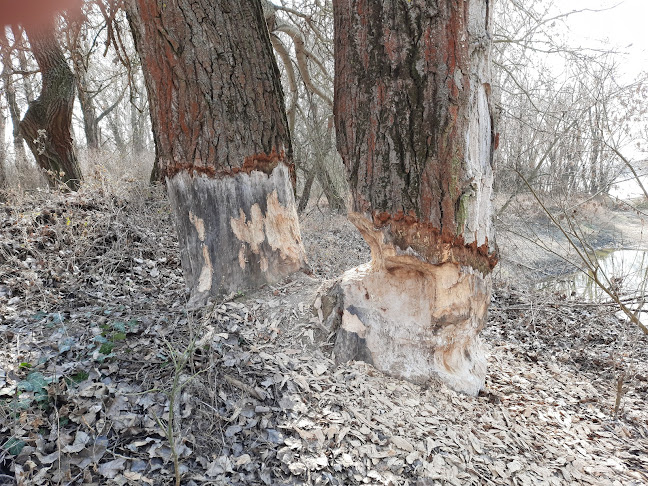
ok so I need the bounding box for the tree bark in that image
[0,30,30,173]
[330,0,496,394]
[127,0,306,307]
[70,39,99,150]
[0,99,6,188]
[11,27,36,104]
[130,98,146,155]
[316,161,345,212]
[19,20,82,191]
[107,112,126,153]
[298,166,317,213]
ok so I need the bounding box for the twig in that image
[224,375,263,400]
[614,372,625,417]
[605,143,648,201]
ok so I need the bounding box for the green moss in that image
[448,154,463,201]
[456,192,469,235]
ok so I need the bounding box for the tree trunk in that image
[298,166,317,213]
[329,0,497,395]
[130,98,146,155]
[105,113,125,154]
[588,106,602,194]
[127,0,306,308]
[65,15,99,150]
[316,161,345,212]
[12,26,35,104]
[0,100,6,188]
[0,30,30,173]
[19,20,82,191]
[71,45,99,150]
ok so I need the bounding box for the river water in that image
[539,249,648,302]
[542,168,648,301]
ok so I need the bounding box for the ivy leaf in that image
[2,437,26,456]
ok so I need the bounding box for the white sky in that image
[563,0,648,80]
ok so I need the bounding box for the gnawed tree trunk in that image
[19,20,82,191]
[127,0,306,308]
[329,0,497,395]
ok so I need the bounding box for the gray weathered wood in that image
[168,164,306,307]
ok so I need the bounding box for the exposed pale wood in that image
[321,213,490,396]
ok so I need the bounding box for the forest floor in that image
[1,184,647,485]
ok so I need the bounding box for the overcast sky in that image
[564,0,648,80]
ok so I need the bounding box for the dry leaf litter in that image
[0,186,647,485]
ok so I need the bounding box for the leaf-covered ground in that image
[1,185,647,485]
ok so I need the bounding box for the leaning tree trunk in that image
[19,20,82,191]
[328,0,497,395]
[127,0,306,308]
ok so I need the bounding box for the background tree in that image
[126,0,307,307]
[18,17,83,190]
[0,28,31,176]
[327,0,496,395]
[263,0,347,213]
[0,98,6,187]
[491,0,648,337]
[62,2,131,155]
[492,1,645,206]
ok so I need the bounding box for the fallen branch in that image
[224,375,263,400]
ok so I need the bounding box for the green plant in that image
[92,319,139,361]
[1,437,27,456]
[153,331,207,486]
[65,371,89,387]
[13,372,54,411]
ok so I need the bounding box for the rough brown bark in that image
[331,0,496,394]
[128,0,291,181]
[127,0,306,307]
[19,20,82,191]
